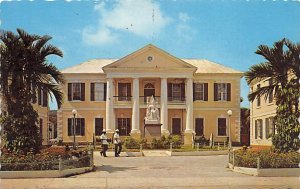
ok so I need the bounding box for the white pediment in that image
[103,44,197,72]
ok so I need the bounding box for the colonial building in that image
[58,44,243,145]
[249,78,276,147]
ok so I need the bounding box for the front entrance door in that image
[172,118,181,135]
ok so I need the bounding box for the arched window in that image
[144,83,155,89]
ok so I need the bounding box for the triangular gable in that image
[103,44,197,71]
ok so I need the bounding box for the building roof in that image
[61,59,116,74]
[62,58,242,74]
[182,59,243,74]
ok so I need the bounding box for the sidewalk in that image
[1,153,299,189]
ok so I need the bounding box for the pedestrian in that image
[100,129,108,157]
[113,129,122,157]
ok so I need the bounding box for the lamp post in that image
[227,110,232,149]
[72,109,77,149]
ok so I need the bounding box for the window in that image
[255,119,263,139]
[117,118,131,136]
[217,118,227,136]
[195,118,204,136]
[257,84,261,107]
[38,89,48,107]
[265,117,274,138]
[268,79,273,103]
[95,118,103,136]
[39,118,43,141]
[68,118,85,136]
[91,83,106,101]
[118,83,131,101]
[214,83,231,101]
[68,83,85,101]
[193,83,208,101]
[168,83,185,101]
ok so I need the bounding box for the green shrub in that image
[0,147,91,171]
[150,135,182,149]
[233,149,300,168]
[124,137,140,149]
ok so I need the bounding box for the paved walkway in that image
[1,151,299,189]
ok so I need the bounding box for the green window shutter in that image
[81,118,85,136]
[227,83,231,101]
[204,83,208,101]
[181,83,185,101]
[214,83,218,101]
[81,83,85,101]
[90,83,95,101]
[68,83,72,101]
[104,83,107,101]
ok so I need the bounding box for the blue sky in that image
[1,0,300,110]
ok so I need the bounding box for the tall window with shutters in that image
[214,83,231,101]
[91,83,106,101]
[95,118,103,136]
[217,118,227,136]
[68,83,85,101]
[168,83,185,101]
[193,83,208,101]
[118,83,131,101]
[68,118,85,136]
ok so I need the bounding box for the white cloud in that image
[82,26,118,46]
[176,12,196,42]
[82,0,171,46]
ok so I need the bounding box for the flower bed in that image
[0,146,92,171]
[231,149,300,168]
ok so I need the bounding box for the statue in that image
[145,96,160,124]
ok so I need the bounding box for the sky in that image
[1,0,300,110]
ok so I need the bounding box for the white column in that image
[160,77,169,134]
[131,78,140,133]
[106,78,114,132]
[185,78,193,133]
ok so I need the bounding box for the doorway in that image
[144,83,155,102]
[172,118,181,135]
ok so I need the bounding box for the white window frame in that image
[217,83,227,101]
[94,83,105,101]
[72,83,81,101]
[194,83,205,101]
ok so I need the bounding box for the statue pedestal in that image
[144,124,162,141]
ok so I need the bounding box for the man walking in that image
[113,129,122,157]
[100,129,108,157]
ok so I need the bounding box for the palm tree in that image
[245,39,300,152]
[0,29,64,153]
[245,39,290,104]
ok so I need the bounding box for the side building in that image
[249,78,276,147]
[57,44,243,145]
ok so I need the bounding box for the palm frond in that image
[248,84,276,102]
[244,62,273,85]
[40,44,63,58]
